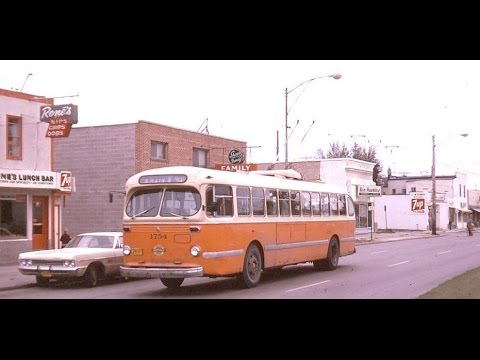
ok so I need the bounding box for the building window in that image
[411,187,416,193]
[151,141,167,161]
[7,116,22,160]
[193,148,209,168]
[0,196,27,240]
[402,189,406,194]
[392,189,396,195]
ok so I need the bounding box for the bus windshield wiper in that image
[168,212,187,219]
[131,206,155,219]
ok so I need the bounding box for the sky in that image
[1,60,480,188]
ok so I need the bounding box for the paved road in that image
[1,231,478,298]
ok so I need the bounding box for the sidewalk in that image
[0,228,468,292]
[0,263,36,292]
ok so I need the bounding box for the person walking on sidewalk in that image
[60,229,71,247]
[467,217,474,236]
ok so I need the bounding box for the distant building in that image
[0,89,73,264]
[375,171,470,231]
[53,121,246,237]
[468,189,480,225]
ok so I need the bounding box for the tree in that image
[316,148,326,159]
[326,141,350,158]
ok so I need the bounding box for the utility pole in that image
[285,87,289,168]
[431,135,437,235]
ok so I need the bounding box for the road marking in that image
[285,280,331,293]
[370,250,387,254]
[388,260,410,267]
[436,250,452,255]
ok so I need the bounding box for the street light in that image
[431,133,469,235]
[284,73,341,168]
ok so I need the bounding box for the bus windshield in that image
[126,187,201,218]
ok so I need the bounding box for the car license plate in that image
[132,248,143,256]
[41,271,52,278]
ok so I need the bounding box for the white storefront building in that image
[0,89,73,264]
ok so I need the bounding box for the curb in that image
[0,282,36,292]
[355,233,447,245]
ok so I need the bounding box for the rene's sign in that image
[40,104,78,138]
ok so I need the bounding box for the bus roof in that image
[126,166,348,194]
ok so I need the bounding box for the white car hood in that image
[19,248,114,261]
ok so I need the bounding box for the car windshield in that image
[66,235,115,249]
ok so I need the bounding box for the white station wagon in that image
[18,232,123,287]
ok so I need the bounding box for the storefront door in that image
[32,196,48,250]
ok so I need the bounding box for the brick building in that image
[53,121,246,237]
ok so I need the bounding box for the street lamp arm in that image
[284,73,341,169]
[287,74,342,94]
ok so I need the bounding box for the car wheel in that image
[238,244,263,288]
[313,238,339,271]
[36,275,49,287]
[160,278,184,289]
[84,266,99,287]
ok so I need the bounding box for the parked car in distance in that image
[18,232,123,287]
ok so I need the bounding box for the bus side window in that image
[321,193,330,216]
[279,190,290,216]
[338,194,347,216]
[266,188,278,217]
[237,187,251,216]
[347,195,355,216]
[206,185,233,217]
[252,187,265,216]
[311,192,321,216]
[301,191,311,216]
[291,191,301,216]
[330,194,339,216]
[206,186,216,216]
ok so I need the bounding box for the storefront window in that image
[355,203,368,229]
[0,197,27,240]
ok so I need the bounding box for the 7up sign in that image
[60,171,73,192]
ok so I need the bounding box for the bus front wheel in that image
[161,278,184,289]
[239,244,263,288]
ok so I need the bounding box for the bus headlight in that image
[123,245,132,256]
[190,245,201,257]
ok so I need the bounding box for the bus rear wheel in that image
[161,278,184,289]
[239,244,263,288]
[313,238,339,271]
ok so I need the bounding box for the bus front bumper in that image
[120,266,203,279]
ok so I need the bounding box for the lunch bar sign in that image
[40,104,78,138]
[0,170,59,189]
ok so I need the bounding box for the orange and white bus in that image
[120,166,356,289]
